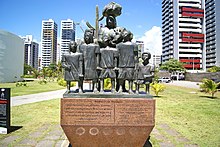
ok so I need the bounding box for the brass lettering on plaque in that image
[61,98,155,126]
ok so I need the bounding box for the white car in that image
[158,77,171,83]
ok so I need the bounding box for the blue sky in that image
[0,0,162,54]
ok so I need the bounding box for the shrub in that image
[104,78,112,89]
[57,78,76,87]
[15,82,28,87]
[38,79,47,85]
[57,78,66,87]
[207,66,220,72]
[22,75,35,78]
[150,82,165,97]
[16,82,21,87]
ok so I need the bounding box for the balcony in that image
[179,43,201,48]
[182,33,204,38]
[182,7,204,13]
[183,64,200,69]
[179,3,201,9]
[180,59,200,63]
[179,17,201,23]
[182,12,204,18]
[182,38,204,43]
[179,28,202,33]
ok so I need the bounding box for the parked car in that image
[158,77,171,83]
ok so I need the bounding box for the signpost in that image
[0,88,10,134]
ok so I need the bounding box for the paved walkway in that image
[165,80,201,89]
[0,81,200,146]
[11,89,66,106]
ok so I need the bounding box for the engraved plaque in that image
[61,99,114,125]
[115,99,155,125]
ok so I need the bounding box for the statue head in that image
[142,52,151,66]
[106,15,117,29]
[122,29,133,42]
[69,41,77,53]
[84,29,94,44]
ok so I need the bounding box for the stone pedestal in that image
[61,93,155,147]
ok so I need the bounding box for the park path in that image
[165,80,200,89]
[11,89,66,106]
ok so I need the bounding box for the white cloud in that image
[138,26,162,55]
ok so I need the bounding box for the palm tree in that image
[23,63,33,75]
[41,67,49,79]
[32,68,40,78]
[200,79,220,98]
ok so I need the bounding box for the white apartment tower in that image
[152,55,162,67]
[205,0,220,68]
[162,0,205,71]
[41,19,57,67]
[60,19,75,58]
[21,35,39,69]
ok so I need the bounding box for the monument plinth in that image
[61,94,155,147]
[60,1,156,146]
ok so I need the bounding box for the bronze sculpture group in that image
[62,2,155,94]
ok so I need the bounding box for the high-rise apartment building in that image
[152,55,161,67]
[162,0,205,71]
[41,19,57,67]
[205,0,220,68]
[60,19,75,59]
[21,35,39,69]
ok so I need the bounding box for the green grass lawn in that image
[0,81,65,96]
[152,84,220,146]
[0,99,60,145]
[0,84,219,146]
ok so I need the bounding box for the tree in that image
[207,66,220,73]
[200,79,220,98]
[160,59,185,73]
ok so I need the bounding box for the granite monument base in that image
[61,93,155,147]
